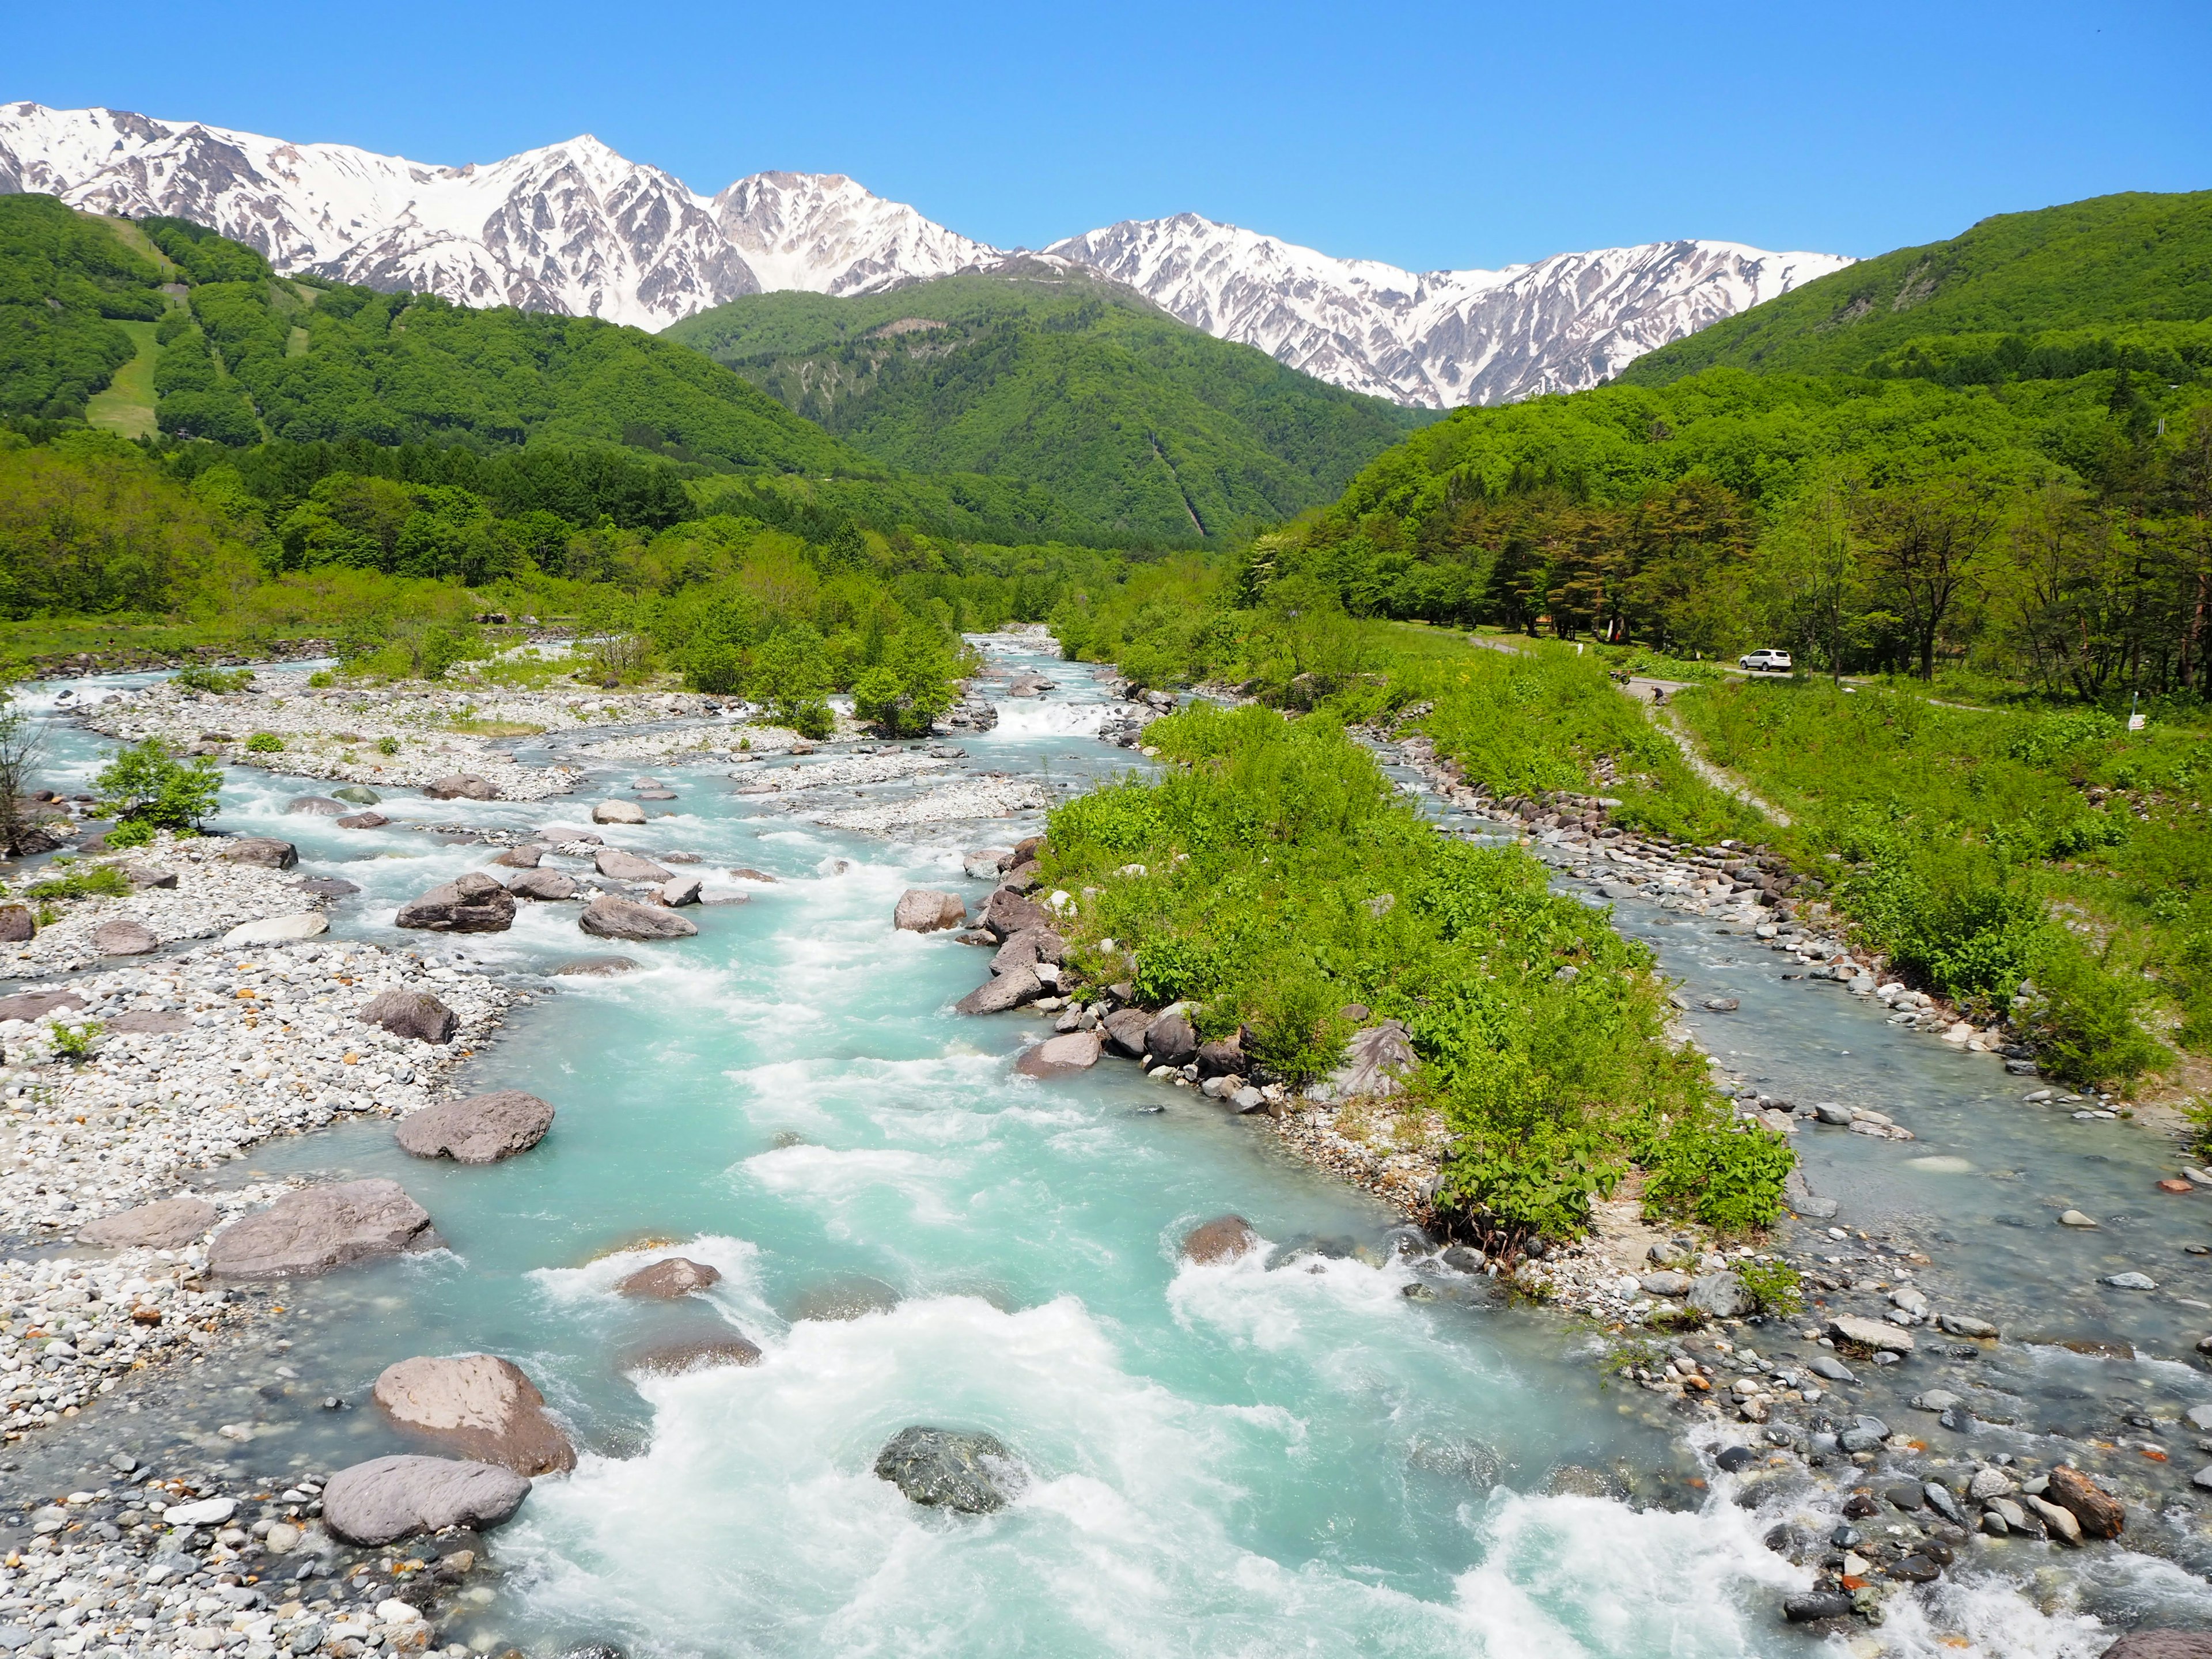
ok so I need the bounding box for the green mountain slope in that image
[0,194,171,420]
[664,267,1433,540]
[1622,190,2212,385]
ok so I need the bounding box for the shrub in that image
[376,736,399,756]
[95,738,220,831]
[50,1020,102,1063]
[1442,1120,1626,1240]
[1735,1259,1804,1317]
[306,670,335,688]
[172,665,254,694]
[103,817,159,849]
[2022,945,2166,1086]
[26,864,131,901]
[244,731,284,753]
[1641,1112,1794,1234]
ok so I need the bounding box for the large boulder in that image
[78,1195,217,1249]
[321,1455,530,1548]
[1829,1313,1915,1353]
[1195,1037,1245,1078]
[358,988,460,1044]
[615,1257,721,1300]
[1329,1021,1417,1099]
[1181,1215,1259,1264]
[873,1427,1022,1514]
[332,786,382,806]
[623,1335,763,1374]
[2101,1635,2212,1659]
[1101,1008,1153,1058]
[396,1090,555,1165]
[208,1179,441,1279]
[594,849,671,882]
[0,990,83,1024]
[336,812,389,829]
[1017,1031,1102,1076]
[90,919,159,956]
[491,844,545,869]
[580,896,698,941]
[124,863,177,888]
[222,837,298,870]
[423,775,498,801]
[1143,1008,1199,1069]
[894,889,967,933]
[372,1355,575,1475]
[990,927,1064,975]
[223,913,329,946]
[592,800,646,825]
[285,796,346,816]
[1687,1271,1752,1319]
[955,965,1040,1015]
[506,869,580,902]
[656,876,703,908]
[2049,1464,2127,1540]
[980,885,1051,940]
[0,904,31,942]
[396,872,517,933]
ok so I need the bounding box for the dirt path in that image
[1623,676,1796,828]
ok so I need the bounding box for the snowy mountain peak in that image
[0,103,1853,405]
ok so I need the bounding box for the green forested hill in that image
[664,267,1433,540]
[1622,190,2212,385]
[0,194,169,420]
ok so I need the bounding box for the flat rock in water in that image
[222,836,298,870]
[358,988,460,1044]
[1808,1354,1857,1382]
[623,1335,763,1374]
[396,871,517,933]
[372,1354,574,1475]
[0,990,84,1024]
[90,918,158,956]
[635,789,677,801]
[729,867,776,882]
[873,1426,1022,1514]
[396,1090,555,1165]
[336,812,389,829]
[1938,1312,1999,1338]
[2100,1635,2212,1659]
[321,1454,530,1547]
[956,965,1039,1015]
[285,796,347,816]
[1701,997,1740,1012]
[223,912,329,945]
[507,869,580,902]
[492,844,546,869]
[616,1257,721,1299]
[209,1179,441,1279]
[78,1195,217,1249]
[594,849,671,882]
[592,800,646,825]
[332,786,381,806]
[785,1275,901,1322]
[2059,1210,2099,1228]
[1018,1033,1100,1077]
[580,895,697,941]
[553,955,639,976]
[894,888,967,933]
[295,875,362,897]
[1830,1313,1914,1352]
[2105,1271,2159,1291]
[423,775,498,801]
[1181,1214,1258,1264]
[545,827,604,844]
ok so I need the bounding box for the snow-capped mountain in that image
[1048,215,1853,407]
[0,102,1851,404]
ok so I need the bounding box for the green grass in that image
[84,320,160,440]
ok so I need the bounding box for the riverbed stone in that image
[1329,1021,1417,1099]
[78,1195,218,1249]
[372,1354,575,1475]
[1143,1007,1199,1068]
[396,872,517,933]
[2047,1464,2126,1539]
[1688,1271,1752,1318]
[991,928,1065,978]
[492,844,546,869]
[657,875,703,907]
[336,810,389,828]
[507,868,581,901]
[980,885,1051,940]
[956,965,1040,1015]
[594,849,672,882]
[785,1275,900,1321]
[222,836,299,869]
[222,912,329,945]
[1017,1031,1101,1075]
[623,1335,763,1374]
[873,1426,1022,1514]
[1938,1313,2000,1339]
[0,989,83,1023]
[1830,1314,1914,1353]
[2059,1210,2099,1228]
[332,786,381,805]
[580,895,698,940]
[895,889,967,933]
[554,954,640,976]
[89,918,158,956]
[358,988,461,1044]
[321,1455,531,1547]
[616,1257,722,1299]
[2105,1271,2159,1291]
[1911,1389,1962,1412]
[424,775,498,801]
[1100,1007,1153,1056]
[209,1179,441,1279]
[592,800,646,825]
[0,905,31,942]
[124,862,178,888]
[1783,1590,1855,1622]
[1181,1214,1259,1264]
[396,1090,555,1165]
[1638,1271,1691,1297]
[2100,1635,2212,1659]
[285,796,347,816]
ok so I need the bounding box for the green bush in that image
[244,731,284,752]
[1734,1259,1805,1317]
[94,738,221,832]
[1641,1112,1794,1234]
[2022,946,2166,1085]
[171,665,253,694]
[26,864,131,902]
[376,736,400,756]
[306,669,335,688]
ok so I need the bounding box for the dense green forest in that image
[665,267,1431,541]
[0,195,168,421]
[1624,189,2212,384]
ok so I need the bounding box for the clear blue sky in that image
[9,0,2209,271]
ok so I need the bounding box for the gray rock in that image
[1100,1007,1153,1056]
[1911,1389,1962,1412]
[2100,1634,2212,1659]
[507,868,580,902]
[1638,1271,1691,1297]
[1807,1354,1856,1382]
[623,1336,763,1375]
[332,786,381,806]
[1143,1007,1199,1069]
[396,1090,555,1165]
[222,836,298,870]
[372,1355,574,1475]
[1327,1021,1418,1099]
[980,885,1052,940]
[553,955,639,976]
[0,989,82,1024]
[1812,1102,1854,1126]
[358,988,460,1044]
[320,1455,530,1547]
[1937,1312,1999,1339]
[77,1195,218,1249]
[615,1257,721,1299]
[1829,1313,1913,1353]
[285,796,347,816]
[2186,1404,2212,1434]
[423,775,498,801]
[1967,1466,2014,1501]
[1181,1215,1258,1264]
[592,800,647,824]
[1783,1590,1855,1622]
[124,862,178,888]
[594,849,671,883]
[396,872,517,933]
[336,812,389,829]
[657,876,703,908]
[1687,1271,1752,1319]
[209,1179,440,1279]
[894,889,967,932]
[873,1427,1022,1514]
[1924,1482,1965,1524]
[224,912,329,945]
[491,844,545,869]
[89,918,158,956]
[579,896,698,940]
[990,927,1065,976]
[2105,1271,2159,1291]
[956,965,1040,1015]
[1017,1031,1103,1075]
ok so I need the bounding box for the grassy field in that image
[84,320,160,441]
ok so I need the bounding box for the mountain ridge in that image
[0,101,1850,408]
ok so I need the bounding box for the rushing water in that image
[12,642,2212,1657]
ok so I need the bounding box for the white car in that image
[1738,649,1793,673]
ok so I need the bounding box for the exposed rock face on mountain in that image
[0,103,1850,406]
